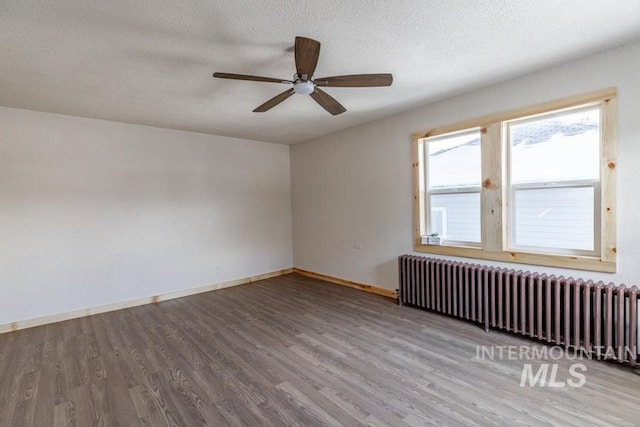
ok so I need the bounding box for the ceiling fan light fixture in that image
[293,80,314,95]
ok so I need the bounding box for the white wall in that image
[0,107,292,325]
[291,40,640,290]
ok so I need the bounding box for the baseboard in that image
[293,268,397,299]
[2,267,393,334]
[0,268,293,335]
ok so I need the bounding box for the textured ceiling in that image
[1,1,640,144]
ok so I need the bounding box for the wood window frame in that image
[411,88,617,273]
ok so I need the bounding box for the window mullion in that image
[481,123,503,252]
[601,97,617,263]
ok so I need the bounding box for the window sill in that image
[413,244,616,273]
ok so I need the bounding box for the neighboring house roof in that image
[431,120,599,157]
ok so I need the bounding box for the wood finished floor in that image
[1,273,639,426]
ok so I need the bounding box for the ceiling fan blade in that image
[314,74,393,87]
[213,72,292,84]
[294,37,321,79]
[253,88,295,112]
[310,88,346,116]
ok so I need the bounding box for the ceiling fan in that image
[213,36,393,115]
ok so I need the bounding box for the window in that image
[507,107,601,256]
[426,130,482,244]
[412,89,617,272]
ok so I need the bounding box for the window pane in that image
[428,131,481,189]
[513,187,594,251]
[510,107,600,184]
[430,193,481,243]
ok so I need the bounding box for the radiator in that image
[398,255,639,366]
